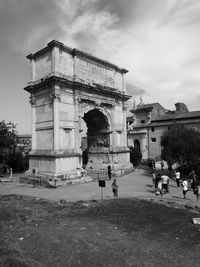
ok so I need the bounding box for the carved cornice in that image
[24,76,131,102]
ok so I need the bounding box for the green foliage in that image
[0,120,17,163]
[0,120,29,172]
[161,125,200,168]
[8,151,29,172]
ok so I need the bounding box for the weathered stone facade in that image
[127,102,200,161]
[127,102,166,160]
[24,40,132,179]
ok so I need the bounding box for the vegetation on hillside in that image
[161,125,200,174]
[0,195,200,267]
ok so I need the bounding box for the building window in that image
[151,138,156,142]
[151,127,155,132]
[141,120,145,124]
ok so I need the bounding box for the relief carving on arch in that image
[78,101,111,127]
[98,106,111,119]
[79,102,95,118]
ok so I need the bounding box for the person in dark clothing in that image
[160,161,164,171]
[175,170,181,187]
[192,179,200,201]
[151,159,156,169]
[112,179,118,197]
[107,165,112,180]
[189,170,197,189]
[155,172,161,189]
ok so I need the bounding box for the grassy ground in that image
[0,195,200,267]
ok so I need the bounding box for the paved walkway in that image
[0,170,200,209]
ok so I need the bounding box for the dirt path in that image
[0,170,200,209]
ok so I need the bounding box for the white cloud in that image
[21,0,200,111]
[3,0,200,112]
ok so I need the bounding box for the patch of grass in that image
[0,195,200,266]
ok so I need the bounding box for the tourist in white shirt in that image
[182,179,189,199]
[156,179,163,196]
[161,175,169,193]
[175,170,180,187]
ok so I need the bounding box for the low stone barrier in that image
[19,169,93,188]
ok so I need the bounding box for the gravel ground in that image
[0,170,200,210]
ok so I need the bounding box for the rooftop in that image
[128,102,166,115]
[152,110,200,122]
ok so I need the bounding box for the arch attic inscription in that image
[24,40,132,182]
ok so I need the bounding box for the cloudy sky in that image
[1,0,200,133]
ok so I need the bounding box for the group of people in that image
[108,163,200,201]
[152,171,170,196]
[152,168,200,201]
[181,170,200,200]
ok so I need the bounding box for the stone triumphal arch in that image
[24,40,132,179]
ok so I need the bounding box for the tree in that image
[0,120,17,164]
[0,120,28,173]
[161,125,200,169]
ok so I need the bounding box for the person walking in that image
[152,171,156,188]
[189,170,197,190]
[192,179,200,201]
[155,172,161,189]
[156,177,163,196]
[107,165,112,180]
[111,179,118,197]
[9,168,13,181]
[160,161,164,171]
[161,174,170,193]
[182,179,189,199]
[151,159,156,169]
[175,170,180,187]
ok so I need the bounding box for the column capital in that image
[74,95,81,104]
[51,92,61,102]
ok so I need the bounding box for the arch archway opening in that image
[82,108,111,169]
[83,108,110,149]
[134,139,141,152]
[130,139,142,167]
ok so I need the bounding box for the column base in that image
[20,168,92,187]
[21,153,92,187]
[86,147,133,173]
